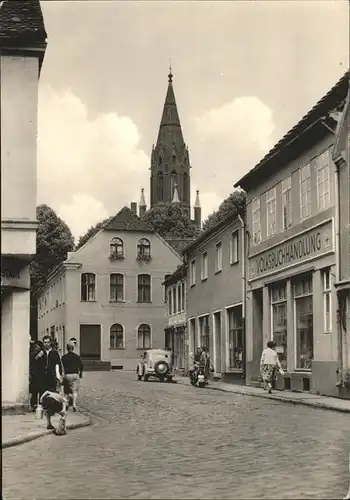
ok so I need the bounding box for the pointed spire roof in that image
[104,207,154,233]
[194,190,201,208]
[172,183,180,204]
[156,68,184,146]
[139,188,146,207]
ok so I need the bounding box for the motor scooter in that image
[189,363,206,388]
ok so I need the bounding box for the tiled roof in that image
[0,0,47,44]
[103,206,155,233]
[235,71,349,189]
[164,237,197,254]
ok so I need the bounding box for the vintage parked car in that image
[136,349,175,383]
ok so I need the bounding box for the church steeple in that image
[150,68,191,218]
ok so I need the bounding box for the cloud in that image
[37,85,149,239]
[58,194,109,242]
[195,96,275,151]
[191,96,276,207]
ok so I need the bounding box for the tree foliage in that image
[202,189,246,231]
[142,202,199,238]
[75,217,112,250]
[30,205,74,336]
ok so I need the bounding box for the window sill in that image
[109,300,126,304]
[230,260,239,266]
[190,283,196,288]
[137,301,152,304]
[215,269,222,275]
[201,277,208,282]
[109,347,125,350]
[80,300,97,303]
[294,369,312,373]
[136,347,152,350]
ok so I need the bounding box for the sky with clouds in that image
[38,0,349,241]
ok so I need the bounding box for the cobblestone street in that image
[3,371,350,499]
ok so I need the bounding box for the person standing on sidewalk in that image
[62,342,83,412]
[260,341,284,394]
[29,340,43,411]
[36,335,63,395]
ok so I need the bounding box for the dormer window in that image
[109,237,124,260]
[137,238,152,263]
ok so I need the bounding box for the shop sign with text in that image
[1,263,30,290]
[249,220,334,281]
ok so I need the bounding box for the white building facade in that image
[1,0,47,405]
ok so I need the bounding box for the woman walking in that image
[260,341,284,394]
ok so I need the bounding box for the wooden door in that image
[80,324,101,360]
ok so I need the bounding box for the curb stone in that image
[176,379,350,414]
[2,416,92,450]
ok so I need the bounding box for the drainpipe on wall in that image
[238,213,246,384]
[321,117,343,386]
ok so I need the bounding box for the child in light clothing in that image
[260,341,284,394]
[40,390,68,435]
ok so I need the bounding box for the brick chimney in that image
[130,202,137,215]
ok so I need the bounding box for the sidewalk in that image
[2,410,92,449]
[177,377,350,413]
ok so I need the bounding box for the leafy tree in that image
[142,202,199,238]
[75,216,112,250]
[30,205,74,337]
[202,189,246,231]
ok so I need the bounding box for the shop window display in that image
[228,305,243,370]
[271,284,287,371]
[294,276,313,370]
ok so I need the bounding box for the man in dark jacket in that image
[62,342,83,412]
[36,335,63,396]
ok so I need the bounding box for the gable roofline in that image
[103,206,155,233]
[153,231,182,260]
[234,71,349,190]
[182,209,244,256]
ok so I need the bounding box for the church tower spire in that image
[150,68,191,219]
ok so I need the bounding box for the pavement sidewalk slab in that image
[2,410,92,449]
[177,377,350,413]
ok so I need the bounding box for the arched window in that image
[158,156,162,165]
[110,237,124,259]
[137,324,151,349]
[110,273,124,302]
[137,238,151,258]
[157,172,163,201]
[110,324,124,349]
[170,171,177,197]
[81,273,96,302]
